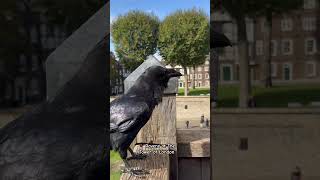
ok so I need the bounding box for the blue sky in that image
[110,0,210,60]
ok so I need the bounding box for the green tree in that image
[111,11,160,71]
[246,0,303,88]
[158,8,209,96]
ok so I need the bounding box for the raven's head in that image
[142,66,182,102]
[211,30,232,48]
[144,66,182,87]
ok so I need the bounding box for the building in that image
[0,2,68,107]
[211,0,320,84]
[110,52,125,95]
[253,0,320,83]
[166,56,210,89]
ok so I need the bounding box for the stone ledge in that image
[212,108,320,114]
[177,129,210,157]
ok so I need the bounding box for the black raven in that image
[210,30,232,106]
[211,30,232,48]
[110,66,181,175]
[0,39,107,180]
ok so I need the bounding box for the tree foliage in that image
[158,8,209,67]
[158,8,209,96]
[111,11,160,71]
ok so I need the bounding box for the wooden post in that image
[120,95,178,180]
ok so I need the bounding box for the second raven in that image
[110,66,182,175]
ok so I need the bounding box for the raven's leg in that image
[119,149,149,176]
[127,147,147,160]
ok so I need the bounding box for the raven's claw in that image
[128,153,147,160]
[122,167,149,176]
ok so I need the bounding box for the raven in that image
[211,30,232,48]
[110,66,181,175]
[0,39,107,180]
[210,30,232,106]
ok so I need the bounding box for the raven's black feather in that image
[211,30,232,48]
[110,66,181,161]
[0,39,107,180]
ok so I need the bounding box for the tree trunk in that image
[183,67,188,96]
[192,65,196,89]
[237,17,250,108]
[264,14,273,88]
[210,49,219,107]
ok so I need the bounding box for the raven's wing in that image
[0,105,107,180]
[110,97,150,133]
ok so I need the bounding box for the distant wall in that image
[211,108,320,180]
[176,96,210,121]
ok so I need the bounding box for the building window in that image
[198,74,202,79]
[256,40,264,56]
[32,55,38,71]
[281,18,293,31]
[179,82,183,87]
[304,0,316,9]
[271,40,277,56]
[205,81,210,87]
[204,66,209,71]
[31,27,37,43]
[221,64,233,81]
[197,67,202,72]
[198,81,202,87]
[302,17,317,31]
[281,40,293,55]
[261,19,267,33]
[271,63,277,77]
[19,54,27,72]
[41,24,47,37]
[283,63,292,80]
[239,138,248,151]
[306,62,316,77]
[205,73,209,79]
[305,38,317,54]
[30,78,39,95]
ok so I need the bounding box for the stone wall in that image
[176,96,210,121]
[211,108,320,180]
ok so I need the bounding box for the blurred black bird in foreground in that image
[211,30,232,48]
[110,66,182,175]
[0,40,107,180]
[210,30,232,107]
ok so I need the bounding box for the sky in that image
[110,0,210,60]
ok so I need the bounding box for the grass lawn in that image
[178,88,210,96]
[177,84,320,107]
[110,151,122,180]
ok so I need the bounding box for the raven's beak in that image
[167,69,182,78]
[211,30,232,48]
